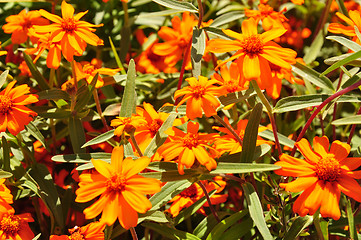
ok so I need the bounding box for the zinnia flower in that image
[0,81,38,136]
[168,177,227,217]
[75,146,162,229]
[157,121,218,175]
[2,9,49,44]
[111,114,147,137]
[50,221,105,240]
[207,18,297,97]
[245,4,287,31]
[33,1,104,62]
[274,136,361,220]
[0,208,34,240]
[328,10,361,44]
[174,76,225,120]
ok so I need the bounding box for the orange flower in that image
[0,179,13,213]
[213,118,272,155]
[157,121,218,175]
[0,209,34,240]
[33,1,103,62]
[134,30,177,74]
[245,4,288,31]
[328,10,361,43]
[75,146,162,228]
[111,115,147,136]
[274,136,361,220]
[174,76,225,120]
[2,9,49,44]
[50,221,105,240]
[207,18,297,97]
[152,12,198,70]
[0,42,6,57]
[0,81,38,136]
[18,61,32,77]
[168,177,227,217]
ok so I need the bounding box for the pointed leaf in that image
[283,216,313,240]
[209,162,280,174]
[24,53,50,90]
[82,129,115,148]
[191,27,206,78]
[322,50,361,76]
[152,0,198,12]
[332,115,361,125]
[326,36,361,52]
[0,70,9,89]
[142,222,201,240]
[51,152,111,163]
[69,117,86,154]
[120,59,137,117]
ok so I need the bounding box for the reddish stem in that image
[347,106,361,144]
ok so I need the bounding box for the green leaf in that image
[326,36,361,52]
[0,170,12,179]
[191,27,206,78]
[120,59,137,117]
[346,199,358,240]
[240,103,262,163]
[140,168,201,182]
[37,89,70,101]
[203,27,234,40]
[274,94,330,113]
[138,210,169,224]
[74,75,97,112]
[259,129,295,148]
[322,50,361,76]
[119,26,131,63]
[68,117,86,154]
[108,37,124,73]
[218,89,256,107]
[210,11,244,27]
[152,0,198,12]
[242,182,272,240]
[332,115,361,125]
[144,113,177,157]
[292,62,335,91]
[174,189,217,225]
[1,136,10,172]
[303,29,325,64]
[221,217,254,239]
[25,122,48,150]
[82,129,115,148]
[218,144,271,163]
[209,162,280,174]
[0,70,9,88]
[150,179,192,211]
[27,164,64,229]
[342,71,361,88]
[158,105,186,115]
[51,152,111,163]
[142,222,201,240]
[283,216,313,240]
[193,212,230,238]
[23,53,50,90]
[35,107,72,119]
[32,233,42,240]
[206,210,248,240]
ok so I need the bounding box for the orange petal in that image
[295,138,321,163]
[122,190,152,213]
[312,136,329,158]
[319,182,341,220]
[122,156,151,178]
[330,140,350,161]
[92,159,113,178]
[338,175,361,202]
[279,177,318,193]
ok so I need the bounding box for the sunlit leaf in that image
[283,216,313,240]
[120,59,137,117]
[191,27,206,78]
[152,0,198,12]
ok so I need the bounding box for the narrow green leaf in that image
[221,217,254,239]
[304,29,325,64]
[140,168,201,182]
[120,59,137,117]
[0,70,9,88]
[283,216,313,240]
[240,103,262,163]
[332,115,361,125]
[218,89,256,106]
[1,136,10,172]
[82,129,115,148]
[142,222,201,240]
[346,199,358,240]
[191,27,206,78]
[32,233,42,240]
[28,164,64,229]
[209,162,280,174]
[259,129,295,148]
[144,113,177,157]
[119,26,131,63]
[342,71,361,88]
[210,11,244,27]
[203,27,234,40]
[25,122,48,150]
[150,179,192,211]
[322,50,361,76]
[206,210,248,240]
[37,89,70,101]
[68,117,86,154]
[274,94,329,113]
[36,107,72,119]
[292,62,335,91]
[158,105,186,114]
[51,152,111,163]
[174,189,216,225]
[74,74,98,112]
[152,0,198,12]
[138,210,169,224]
[0,170,12,179]
[326,36,361,52]
[108,37,124,72]
[218,144,271,163]
[193,212,230,238]
[23,53,50,90]
[242,182,273,240]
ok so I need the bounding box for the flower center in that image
[83,64,96,75]
[0,95,13,114]
[182,133,199,149]
[179,184,197,198]
[242,35,264,56]
[149,119,163,136]
[191,85,206,99]
[106,174,127,192]
[0,214,21,236]
[315,154,341,182]
[225,80,239,93]
[61,18,77,33]
[21,19,33,30]
[69,226,85,240]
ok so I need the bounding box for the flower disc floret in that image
[0,95,13,114]
[315,154,341,182]
[242,35,264,56]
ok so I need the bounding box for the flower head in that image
[174,76,225,120]
[2,9,49,44]
[0,81,38,136]
[50,221,105,240]
[33,1,103,62]
[275,136,361,220]
[111,114,147,137]
[0,209,34,240]
[75,146,162,228]
[157,121,218,175]
[207,18,297,97]
[328,10,361,43]
[245,4,288,31]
